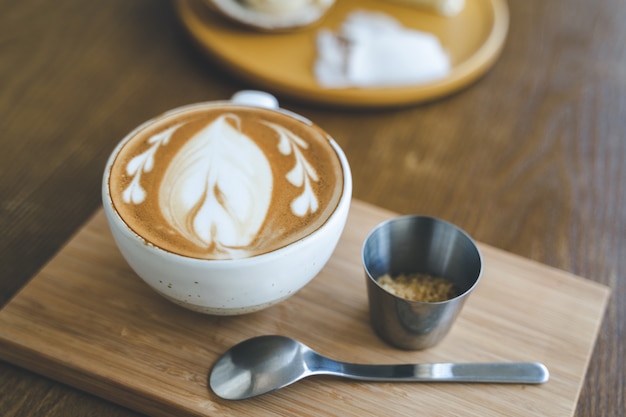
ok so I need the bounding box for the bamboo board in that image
[0,200,610,416]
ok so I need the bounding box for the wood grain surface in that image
[1,0,625,416]
[0,201,610,417]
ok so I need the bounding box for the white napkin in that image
[314,11,451,88]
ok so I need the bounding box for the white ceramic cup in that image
[102,91,352,315]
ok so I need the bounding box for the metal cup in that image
[362,215,482,350]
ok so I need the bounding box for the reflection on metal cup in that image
[362,215,482,350]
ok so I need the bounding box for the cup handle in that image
[231,90,279,109]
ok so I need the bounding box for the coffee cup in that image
[102,91,352,315]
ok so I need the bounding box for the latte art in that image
[122,123,182,205]
[266,120,320,216]
[161,114,272,254]
[108,105,343,260]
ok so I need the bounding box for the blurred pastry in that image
[386,0,465,16]
[204,0,336,31]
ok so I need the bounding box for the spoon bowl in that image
[209,335,549,400]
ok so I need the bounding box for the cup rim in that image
[102,100,352,264]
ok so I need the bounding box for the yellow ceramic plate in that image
[175,0,509,108]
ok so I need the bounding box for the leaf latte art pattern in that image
[120,113,323,258]
[122,124,181,204]
[158,114,272,257]
[264,121,319,216]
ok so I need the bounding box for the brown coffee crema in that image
[108,105,344,260]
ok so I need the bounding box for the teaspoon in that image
[209,335,549,400]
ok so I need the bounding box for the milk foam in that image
[122,123,181,204]
[159,114,273,256]
[265,121,319,216]
[117,111,328,259]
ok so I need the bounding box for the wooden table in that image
[1,0,623,416]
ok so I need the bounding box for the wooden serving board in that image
[0,200,610,417]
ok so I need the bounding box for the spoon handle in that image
[323,362,549,384]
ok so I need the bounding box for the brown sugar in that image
[377,273,456,302]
